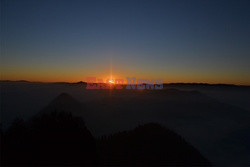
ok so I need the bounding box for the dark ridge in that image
[0,80,87,85]
[0,80,30,83]
[72,81,87,84]
[50,81,87,85]
[51,82,71,85]
[1,109,211,166]
[97,123,211,166]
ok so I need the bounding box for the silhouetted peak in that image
[54,92,74,100]
[39,93,84,115]
[60,92,69,95]
[50,93,79,105]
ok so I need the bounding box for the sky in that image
[1,0,250,84]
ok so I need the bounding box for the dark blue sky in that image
[1,0,250,84]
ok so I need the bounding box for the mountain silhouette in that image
[1,111,98,165]
[2,116,211,166]
[38,93,84,116]
[97,123,211,166]
[1,83,250,165]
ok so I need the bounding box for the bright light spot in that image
[108,79,115,84]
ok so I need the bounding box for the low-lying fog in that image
[1,81,250,165]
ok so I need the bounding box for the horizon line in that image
[1,80,250,87]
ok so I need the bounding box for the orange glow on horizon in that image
[1,67,250,86]
[1,75,250,86]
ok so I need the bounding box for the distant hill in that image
[38,93,84,116]
[0,80,87,85]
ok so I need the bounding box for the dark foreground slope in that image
[97,123,210,166]
[1,86,249,165]
[1,107,210,166]
[1,112,98,165]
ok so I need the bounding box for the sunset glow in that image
[1,1,250,166]
[1,0,250,85]
[108,79,115,84]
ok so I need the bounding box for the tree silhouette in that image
[1,111,98,165]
